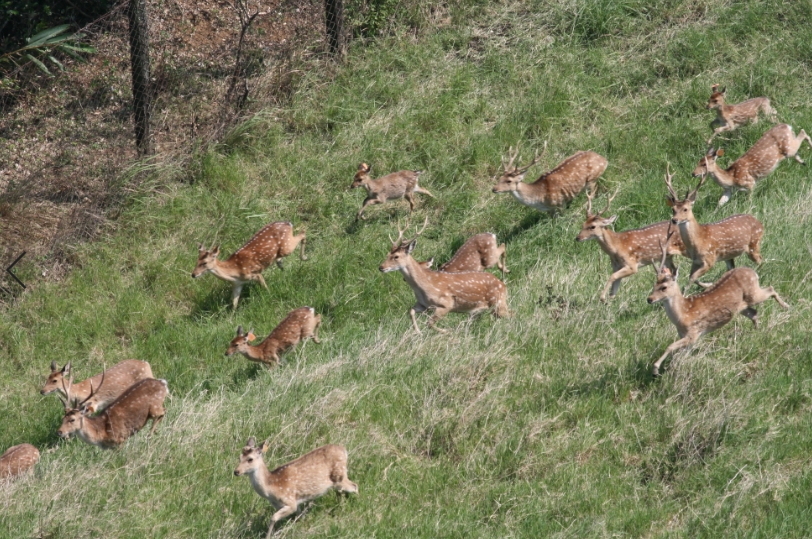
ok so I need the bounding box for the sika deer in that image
[379,219,509,333]
[350,162,434,220]
[665,169,763,290]
[492,143,608,213]
[225,307,321,367]
[193,221,307,309]
[0,444,39,480]
[575,188,686,302]
[234,438,358,538]
[693,124,812,205]
[647,228,789,376]
[41,360,153,413]
[438,233,508,279]
[706,84,777,144]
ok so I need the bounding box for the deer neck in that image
[513,179,546,205]
[76,415,108,447]
[660,293,689,333]
[676,217,707,256]
[706,161,735,186]
[359,176,375,194]
[240,343,272,362]
[594,228,624,257]
[207,258,244,283]
[247,462,284,508]
[396,257,438,301]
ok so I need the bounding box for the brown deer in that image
[56,375,169,449]
[41,360,153,413]
[350,162,434,220]
[492,143,608,213]
[379,219,509,333]
[234,438,358,538]
[225,307,321,367]
[647,228,789,376]
[576,188,687,302]
[192,221,307,309]
[665,169,763,290]
[693,124,812,205]
[438,233,508,279]
[0,444,40,480]
[706,84,777,144]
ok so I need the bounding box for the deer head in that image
[692,147,724,177]
[492,142,547,193]
[707,84,727,110]
[647,226,680,304]
[665,165,706,226]
[41,361,71,395]
[575,189,619,242]
[378,218,428,273]
[234,436,270,476]
[350,163,372,189]
[192,244,220,278]
[225,326,257,356]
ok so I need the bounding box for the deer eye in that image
[69,419,75,423]
[589,226,596,230]
[659,286,667,291]
[247,458,253,463]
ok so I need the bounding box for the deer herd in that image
[3,85,806,536]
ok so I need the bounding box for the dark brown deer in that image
[41,360,153,413]
[0,444,39,480]
[225,307,321,367]
[438,233,508,279]
[351,162,434,220]
[706,84,777,144]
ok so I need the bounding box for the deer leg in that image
[231,284,244,309]
[652,335,696,376]
[749,236,763,265]
[298,235,307,261]
[149,412,165,435]
[741,307,759,328]
[718,188,733,206]
[602,265,636,302]
[746,286,790,310]
[410,305,427,333]
[497,244,509,278]
[356,197,381,220]
[405,192,415,212]
[255,274,268,289]
[311,317,321,344]
[799,129,812,152]
[267,504,297,538]
[687,260,713,291]
[725,259,735,270]
[427,306,451,333]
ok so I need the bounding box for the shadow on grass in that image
[499,210,549,244]
[231,362,265,386]
[563,356,661,401]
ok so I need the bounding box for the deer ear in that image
[198,243,205,251]
[606,215,618,224]
[63,362,71,376]
[358,162,369,172]
[247,436,256,448]
[707,147,716,157]
[236,325,243,336]
[260,439,270,453]
[247,329,256,342]
[720,86,726,94]
[51,360,57,372]
[665,197,674,207]
[711,83,719,92]
[405,240,417,255]
[673,266,680,281]
[211,246,220,256]
[716,148,724,157]
[427,257,434,268]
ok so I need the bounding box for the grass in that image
[2,0,812,537]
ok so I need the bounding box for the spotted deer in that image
[41,360,153,413]
[350,162,434,220]
[665,169,763,290]
[379,219,509,333]
[225,307,321,367]
[706,84,777,144]
[647,228,789,376]
[576,188,687,302]
[492,143,608,213]
[234,438,357,538]
[438,233,508,279]
[0,444,40,480]
[56,375,169,449]
[192,221,307,308]
[693,124,812,205]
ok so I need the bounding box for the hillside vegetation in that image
[2,0,812,537]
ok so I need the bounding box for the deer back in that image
[230,221,297,272]
[439,233,500,273]
[0,444,40,480]
[694,214,763,260]
[266,307,320,350]
[93,378,169,445]
[530,151,608,206]
[614,221,686,265]
[81,360,154,414]
[679,268,761,330]
[728,124,796,179]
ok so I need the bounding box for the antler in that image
[502,145,520,172]
[585,189,594,216]
[79,368,104,410]
[664,162,678,201]
[657,224,675,272]
[599,188,619,216]
[688,172,707,201]
[59,376,74,411]
[517,141,547,174]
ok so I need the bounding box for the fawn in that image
[0,444,40,480]
[351,162,434,220]
[226,307,321,366]
[706,84,777,144]
[41,359,153,413]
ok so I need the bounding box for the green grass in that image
[3,0,812,537]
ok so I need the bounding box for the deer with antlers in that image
[379,219,509,332]
[492,143,608,213]
[234,438,358,538]
[192,221,306,309]
[693,124,812,205]
[350,162,434,221]
[647,227,789,376]
[664,167,764,290]
[706,84,777,145]
[576,189,687,302]
[225,307,321,367]
[41,360,153,413]
[0,444,40,480]
[438,233,509,279]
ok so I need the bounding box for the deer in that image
[234,437,358,538]
[647,227,789,376]
[41,359,153,413]
[379,219,509,333]
[225,307,321,367]
[350,162,434,221]
[192,221,307,309]
[438,233,509,279]
[0,444,40,480]
[665,167,764,290]
[575,188,687,302]
[693,123,812,205]
[491,142,608,213]
[56,375,169,449]
[706,84,777,144]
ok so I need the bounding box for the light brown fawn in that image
[438,233,508,279]
[492,143,608,213]
[647,228,789,376]
[41,359,153,413]
[379,220,509,333]
[576,188,687,302]
[665,169,763,290]
[234,438,358,538]
[350,162,434,220]
[0,444,40,480]
[56,375,169,449]
[693,124,812,205]
[192,221,307,309]
[225,307,321,367]
[706,84,777,144]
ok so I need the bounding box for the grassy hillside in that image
[3,0,812,537]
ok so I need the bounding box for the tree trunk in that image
[127,0,153,155]
[325,0,345,57]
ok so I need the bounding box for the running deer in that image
[665,168,763,290]
[492,143,608,213]
[693,124,812,205]
[379,219,509,333]
[225,307,321,367]
[350,162,434,221]
[192,221,307,309]
[56,375,169,449]
[0,444,40,480]
[234,438,358,538]
[438,233,508,279]
[706,84,777,144]
[575,189,687,302]
[41,360,153,413]
[647,228,789,376]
